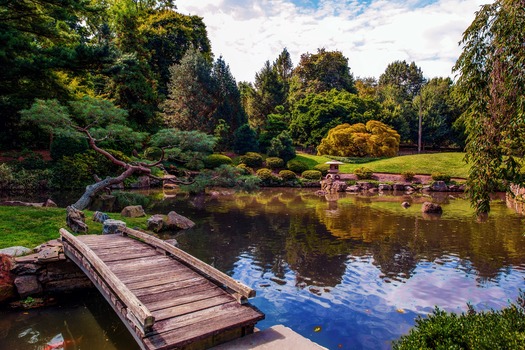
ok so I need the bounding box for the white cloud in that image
[176,0,488,82]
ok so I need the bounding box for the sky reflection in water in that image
[166,189,525,350]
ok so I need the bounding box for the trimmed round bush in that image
[204,154,233,169]
[287,159,309,174]
[279,170,297,181]
[240,152,263,168]
[354,167,374,180]
[402,171,416,181]
[265,157,284,169]
[256,168,274,181]
[431,172,451,183]
[314,163,330,176]
[144,147,163,161]
[236,163,253,175]
[302,170,322,180]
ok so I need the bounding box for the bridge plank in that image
[144,304,263,350]
[152,294,233,321]
[132,276,211,297]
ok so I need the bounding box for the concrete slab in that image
[211,325,327,350]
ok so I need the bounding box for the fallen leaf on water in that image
[397,308,406,314]
[314,326,322,332]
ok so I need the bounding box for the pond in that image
[2,188,525,349]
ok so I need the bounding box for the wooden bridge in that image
[59,226,264,350]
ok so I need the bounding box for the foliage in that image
[453,0,525,214]
[0,163,51,191]
[151,129,216,170]
[265,157,285,169]
[233,124,259,154]
[317,120,400,157]
[113,191,151,211]
[267,131,296,162]
[255,168,280,186]
[289,89,380,147]
[287,159,309,174]
[236,163,254,175]
[279,170,297,181]
[314,163,330,176]
[393,292,525,349]
[0,164,14,189]
[289,48,357,103]
[185,165,261,193]
[354,167,374,180]
[402,171,416,182]
[378,60,425,100]
[240,152,264,168]
[413,77,463,149]
[143,147,163,161]
[302,170,322,180]
[256,168,275,181]
[204,154,233,169]
[431,172,451,183]
[50,135,89,161]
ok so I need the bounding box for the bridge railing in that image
[119,226,256,302]
[60,228,155,335]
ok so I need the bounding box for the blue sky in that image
[176,0,489,82]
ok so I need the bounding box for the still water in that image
[2,188,525,349]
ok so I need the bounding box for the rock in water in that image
[66,206,88,233]
[147,214,166,233]
[167,211,195,230]
[422,202,443,214]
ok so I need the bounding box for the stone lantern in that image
[325,161,344,179]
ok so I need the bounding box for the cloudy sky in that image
[176,0,489,83]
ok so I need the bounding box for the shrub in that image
[287,159,309,174]
[113,191,151,211]
[393,291,525,349]
[354,167,374,180]
[236,163,254,175]
[431,172,451,183]
[402,171,416,182]
[50,135,89,161]
[279,170,297,181]
[240,152,263,168]
[302,170,322,180]
[204,154,233,169]
[144,147,163,161]
[0,164,14,189]
[314,163,330,176]
[233,124,259,154]
[265,157,284,169]
[256,168,274,181]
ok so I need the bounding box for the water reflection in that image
[151,189,525,349]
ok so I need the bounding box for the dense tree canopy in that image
[453,0,525,214]
[289,89,380,147]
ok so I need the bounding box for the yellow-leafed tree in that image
[317,120,400,157]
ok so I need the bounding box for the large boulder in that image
[14,275,42,299]
[147,214,165,233]
[422,202,443,214]
[92,211,110,223]
[121,205,146,218]
[147,212,195,232]
[102,219,126,235]
[167,211,195,230]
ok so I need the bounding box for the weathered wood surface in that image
[60,229,264,350]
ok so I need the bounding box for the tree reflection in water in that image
[151,188,525,349]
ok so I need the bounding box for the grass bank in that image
[294,152,469,178]
[0,206,149,250]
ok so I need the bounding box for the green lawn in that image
[293,152,469,178]
[0,206,149,250]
